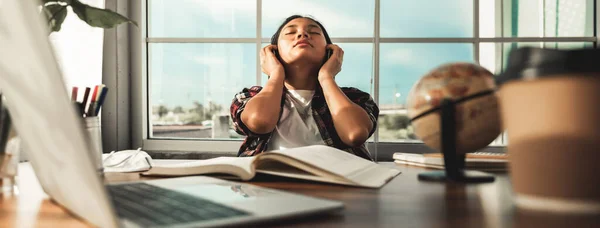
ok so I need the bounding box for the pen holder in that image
[84,116,104,175]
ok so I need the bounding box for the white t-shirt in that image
[267,89,325,151]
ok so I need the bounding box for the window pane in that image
[479,42,594,74]
[480,0,593,37]
[381,0,473,37]
[479,0,501,37]
[149,43,256,139]
[262,0,374,38]
[379,43,474,142]
[261,43,373,94]
[149,0,256,38]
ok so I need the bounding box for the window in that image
[148,0,258,142]
[140,0,597,156]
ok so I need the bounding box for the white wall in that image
[48,0,105,94]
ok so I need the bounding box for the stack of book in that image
[393,152,508,172]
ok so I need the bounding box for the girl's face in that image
[277,18,328,66]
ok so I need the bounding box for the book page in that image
[141,157,257,180]
[262,145,401,188]
[255,160,352,186]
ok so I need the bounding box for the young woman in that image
[230,15,379,161]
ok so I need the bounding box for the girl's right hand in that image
[260,45,284,77]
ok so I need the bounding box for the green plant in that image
[39,0,138,33]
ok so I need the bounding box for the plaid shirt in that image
[229,84,379,161]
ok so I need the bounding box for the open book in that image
[141,145,401,188]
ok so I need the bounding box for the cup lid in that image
[496,47,600,86]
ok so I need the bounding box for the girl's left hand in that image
[318,44,344,82]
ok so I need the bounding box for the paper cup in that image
[496,47,600,214]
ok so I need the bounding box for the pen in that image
[71,87,78,102]
[86,85,100,117]
[81,87,91,115]
[94,87,108,116]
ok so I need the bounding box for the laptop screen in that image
[0,0,118,227]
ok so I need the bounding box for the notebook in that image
[393,152,508,172]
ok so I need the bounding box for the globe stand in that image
[417,99,495,183]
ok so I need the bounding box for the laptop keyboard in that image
[107,183,251,227]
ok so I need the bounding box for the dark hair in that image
[270,15,332,46]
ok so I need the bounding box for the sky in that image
[146,0,590,111]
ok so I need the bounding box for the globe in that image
[406,62,502,154]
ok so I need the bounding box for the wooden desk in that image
[3,162,600,228]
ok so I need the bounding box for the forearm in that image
[319,77,373,146]
[241,71,285,134]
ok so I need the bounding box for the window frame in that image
[130,0,598,161]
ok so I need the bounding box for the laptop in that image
[0,1,343,227]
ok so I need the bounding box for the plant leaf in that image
[70,1,138,29]
[43,4,68,32]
